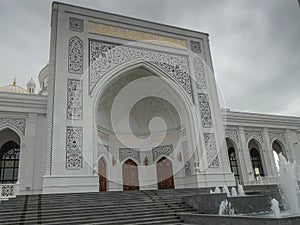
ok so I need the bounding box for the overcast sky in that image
[0,0,299,116]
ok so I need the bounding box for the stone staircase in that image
[0,188,205,225]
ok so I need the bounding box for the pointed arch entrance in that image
[156,157,174,189]
[98,157,107,192]
[122,159,139,191]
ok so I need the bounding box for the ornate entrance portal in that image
[122,159,139,191]
[98,158,107,192]
[156,157,174,189]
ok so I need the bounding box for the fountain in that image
[278,153,300,215]
[222,185,231,197]
[237,184,245,196]
[219,200,234,215]
[231,187,237,196]
[270,198,281,217]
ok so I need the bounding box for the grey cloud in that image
[0,0,299,116]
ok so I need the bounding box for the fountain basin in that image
[183,193,270,214]
[178,213,300,225]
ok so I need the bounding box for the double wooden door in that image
[156,157,174,189]
[98,158,107,192]
[122,159,139,191]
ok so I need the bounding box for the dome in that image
[0,79,29,94]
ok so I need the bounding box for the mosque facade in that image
[0,2,299,197]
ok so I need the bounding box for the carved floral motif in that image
[66,127,83,169]
[204,133,219,168]
[69,36,83,74]
[198,93,212,128]
[152,144,173,161]
[67,79,82,119]
[193,57,207,90]
[119,148,140,163]
[89,41,192,97]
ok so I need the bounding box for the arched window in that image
[250,148,264,179]
[0,141,20,183]
[228,147,240,183]
[272,140,285,172]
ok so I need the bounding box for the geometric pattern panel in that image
[119,148,140,163]
[152,144,173,162]
[198,93,212,128]
[89,41,192,97]
[0,118,26,135]
[66,126,83,169]
[69,17,84,32]
[69,36,83,74]
[67,79,83,119]
[190,41,201,54]
[204,133,219,168]
[1,184,15,198]
[193,57,207,89]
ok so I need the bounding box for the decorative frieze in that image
[152,144,173,161]
[69,17,84,32]
[190,41,201,54]
[245,130,263,144]
[198,93,212,128]
[66,126,83,169]
[119,148,140,163]
[67,79,83,119]
[225,129,239,144]
[69,36,83,74]
[0,118,26,135]
[204,133,219,168]
[88,21,187,48]
[89,41,192,97]
[193,57,207,90]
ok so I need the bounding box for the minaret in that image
[27,78,36,94]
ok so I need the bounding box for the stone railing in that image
[0,184,16,199]
[244,176,279,186]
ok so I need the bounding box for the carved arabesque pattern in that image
[198,93,212,128]
[0,118,26,135]
[69,36,83,74]
[89,41,192,97]
[204,133,219,168]
[67,79,83,119]
[119,148,140,163]
[193,57,207,90]
[152,144,173,161]
[66,127,83,169]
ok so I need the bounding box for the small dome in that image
[27,78,36,87]
[0,79,29,94]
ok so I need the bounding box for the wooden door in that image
[98,158,107,192]
[122,159,139,191]
[156,157,174,189]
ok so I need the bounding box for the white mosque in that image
[0,2,299,198]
